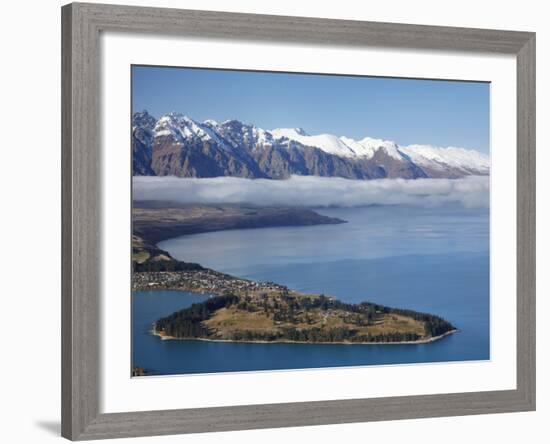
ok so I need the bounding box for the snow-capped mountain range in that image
[132,111,490,180]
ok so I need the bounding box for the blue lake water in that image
[133,205,490,375]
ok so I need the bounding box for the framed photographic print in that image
[61,2,536,440]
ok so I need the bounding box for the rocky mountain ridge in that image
[132,111,490,180]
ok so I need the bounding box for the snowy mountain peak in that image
[132,110,156,130]
[400,144,490,175]
[154,113,229,148]
[357,137,402,160]
[272,128,409,160]
[271,128,357,157]
[294,127,309,136]
[132,111,490,180]
[271,127,309,138]
[221,118,244,126]
[337,136,401,159]
[211,119,274,148]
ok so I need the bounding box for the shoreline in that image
[133,204,346,245]
[150,326,458,346]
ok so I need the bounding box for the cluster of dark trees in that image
[223,328,422,343]
[270,327,421,343]
[154,293,455,343]
[133,259,204,272]
[155,295,238,338]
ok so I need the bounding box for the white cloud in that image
[132,175,489,208]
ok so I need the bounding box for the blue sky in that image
[132,65,490,153]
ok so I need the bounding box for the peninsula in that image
[132,203,456,345]
[133,201,346,244]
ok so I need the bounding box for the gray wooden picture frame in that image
[61,2,536,440]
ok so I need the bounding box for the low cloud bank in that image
[133,175,489,208]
